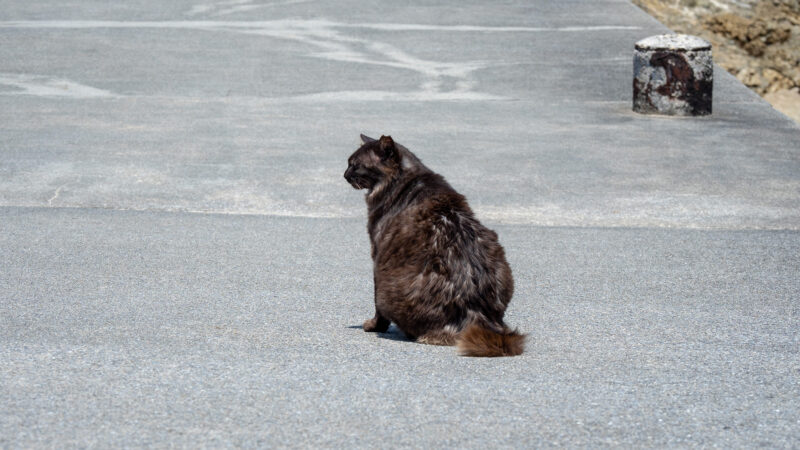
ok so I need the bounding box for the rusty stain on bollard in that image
[633,34,713,116]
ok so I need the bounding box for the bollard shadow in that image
[346,324,410,342]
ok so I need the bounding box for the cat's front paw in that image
[363,317,389,332]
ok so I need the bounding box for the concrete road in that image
[1,0,799,447]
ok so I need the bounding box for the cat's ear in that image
[377,135,397,162]
[360,134,376,144]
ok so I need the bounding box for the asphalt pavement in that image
[1,0,799,447]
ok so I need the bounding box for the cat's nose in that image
[344,167,353,179]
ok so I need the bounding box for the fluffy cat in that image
[344,134,525,357]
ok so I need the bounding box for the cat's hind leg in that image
[416,328,458,346]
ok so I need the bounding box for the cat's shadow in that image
[346,324,410,342]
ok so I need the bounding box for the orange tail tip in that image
[456,323,526,357]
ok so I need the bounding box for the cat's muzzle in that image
[344,167,361,189]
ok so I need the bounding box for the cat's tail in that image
[456,323,526,357]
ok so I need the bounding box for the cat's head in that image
[344,134,401,190]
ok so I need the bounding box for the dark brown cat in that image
[344,134,525,357]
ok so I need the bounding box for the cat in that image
[344,134,525,357]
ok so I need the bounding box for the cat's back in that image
[377,170,497,259]
[392,170,472,228]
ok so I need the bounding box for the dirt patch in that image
[631,0,800,123]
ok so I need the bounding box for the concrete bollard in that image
[633,34,713,116]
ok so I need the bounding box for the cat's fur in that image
[344,134,525,357]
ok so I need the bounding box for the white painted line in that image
[0,20,640,102]
[0,73,118,98]
[0,20,641,33]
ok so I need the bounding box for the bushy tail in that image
[456,323,526,357]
